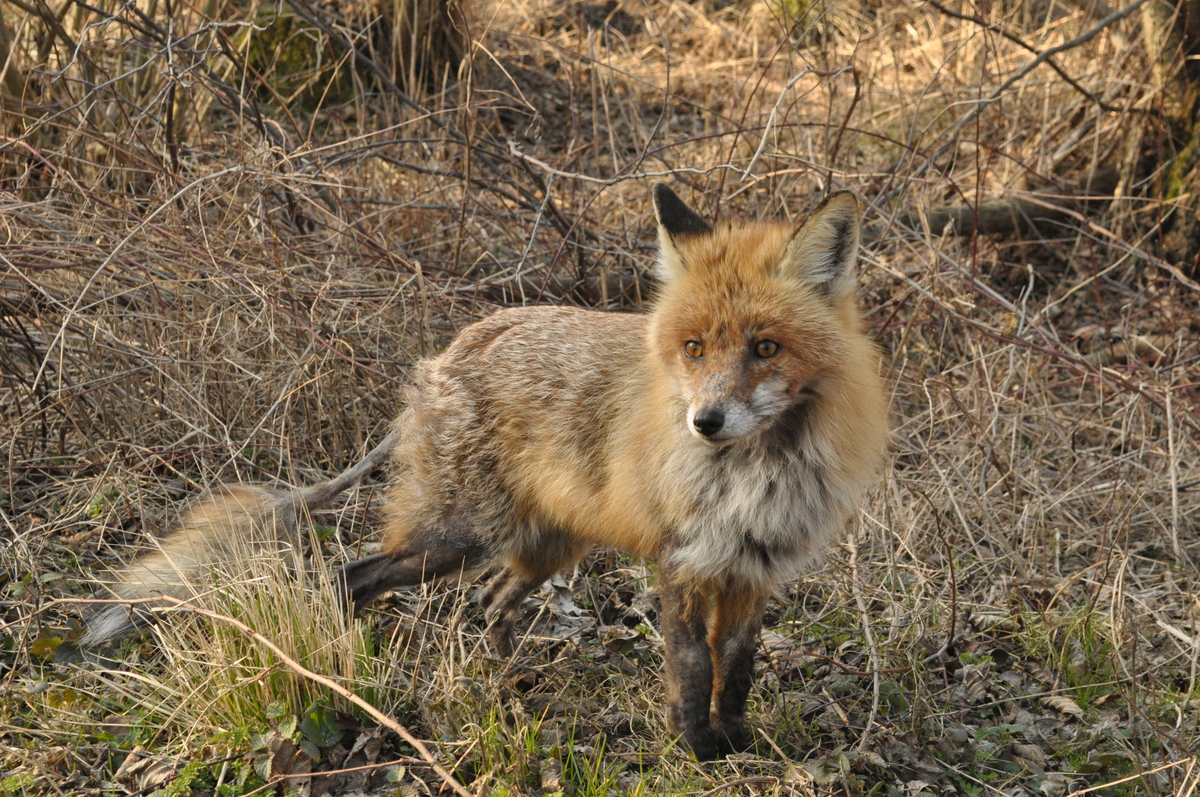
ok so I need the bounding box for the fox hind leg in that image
[479,527,589,657]
[478,569,545,657]
[478,568,515,615]
[339,514,490,612]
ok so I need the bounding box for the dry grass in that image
[3,0,1200,794]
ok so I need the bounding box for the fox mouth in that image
[686,403,769,444]
[686,378,822,444]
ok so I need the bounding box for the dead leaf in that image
[344,726,386,765]
[1041,695,1083,718]
[254,729,312,794]
[1078,749,1132,774]
[760,629,799,658]
[598,625,643,654]
[860,749,887,768]
[1013,743,1047,767]
[99,714,133,740]
[1025,661,1055,684]
[505,666,541,693]
[1034,773,1068,797]
[1084,334,1171,366]
[960,663,989,703]
[524,694,577,717]
[783,763,815,786]
[541,758,563,793]
[548,575,584,616]
[114,746,181,793]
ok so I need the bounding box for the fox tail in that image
[79,429,400,647]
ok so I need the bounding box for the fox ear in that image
[653,183,711,282]
[780,191,860,298]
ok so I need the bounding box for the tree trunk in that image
[1149,0,1200,274]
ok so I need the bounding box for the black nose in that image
[692,408,725,438]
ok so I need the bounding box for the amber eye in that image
[755,340,780,358]
[684,340,704,358]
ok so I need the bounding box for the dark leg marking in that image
[659,564,719,760]
[338,529,488,613]
[709,585,767,755]
[480,568,546,657]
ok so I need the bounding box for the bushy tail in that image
[79,429,400,647]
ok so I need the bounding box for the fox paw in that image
[486,625,517,658]
[682,727,721,761]
[713,722,753,755]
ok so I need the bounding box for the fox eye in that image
[684,340,704,358]
[755,340,780,358]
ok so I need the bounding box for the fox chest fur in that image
[662,404,852,587]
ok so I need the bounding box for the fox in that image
[80,184,888,760]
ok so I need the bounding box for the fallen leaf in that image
[1033,773,1068,797]
[1013,743,1047,767]
[114,747,181,793]
[1041,695,1083,718]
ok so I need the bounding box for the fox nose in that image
[692,408,725,438]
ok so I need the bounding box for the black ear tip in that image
[652,183,681,216]
[653,183,712,236]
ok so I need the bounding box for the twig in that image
[930,0,1149,169]
[1064,757,1190,796]
[846,533,881,751]
[774,651,908,677]
[273,755,434,780]
[280,0,548,216]
[1016,192,1200,293]
[743,68,818,178]
[826,66,862,184]
[927,0,1139,114]
[907,486,959,667]
[863,209,1200,437]
[962,0,1148,125]
[697,776,779,797]
[505,141,753,185]
[2,138,405,385]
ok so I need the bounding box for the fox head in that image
[648,183,864,444]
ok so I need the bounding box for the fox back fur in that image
[82,184,888,760]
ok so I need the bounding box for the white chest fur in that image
[665,415,855,588]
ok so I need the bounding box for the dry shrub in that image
[3,0,1200,794]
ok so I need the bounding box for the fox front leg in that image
[709,584,767,753]
[658,563,720,760]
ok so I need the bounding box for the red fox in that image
[82,184,888,759]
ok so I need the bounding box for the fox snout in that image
[686,374,764,442]
[686,371,795,442]
[686,397,761,442]
[691,406,726,438]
